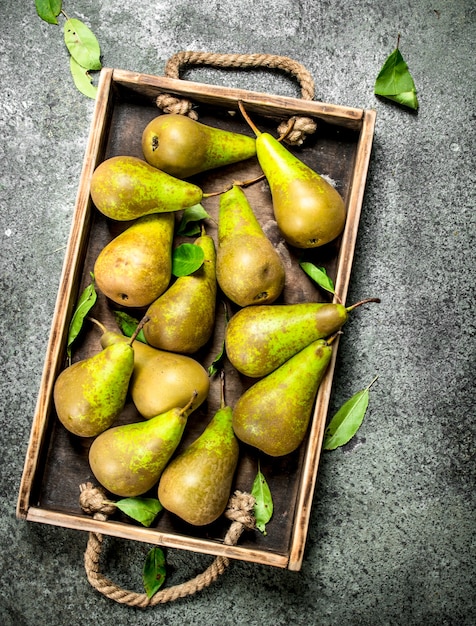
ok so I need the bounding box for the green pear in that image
[143,233,217,353]
[158,375,239,525]
[216,185,285,307]
[90,156,203,221]
[100,329,210,419]
[225,298,379,377]
[141,114,256,178]
[53,341,134,438]
[239,103,346,248]
[94,213,175,308]
[89,394,197,497]
[232,339,333,456]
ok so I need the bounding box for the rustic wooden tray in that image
[17,67,376,571]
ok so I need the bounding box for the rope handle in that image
[156,51,318,145]
[79,483,256,607]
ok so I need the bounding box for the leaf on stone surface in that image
[323,376,378,450]
[172,242,205,276]
[177,204,212,236]
[67,273,97,359]
[143,547,167,598]
[375,39,419,110]
[64,18,102,70]
[113,311,148,344]
[69,56,98,99]
[300,261,335,295]
[115,497,163,527]
[251,466,273,534]
[35,0,62,24]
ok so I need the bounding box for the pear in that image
[238,102,346,248]
[158,373,239,526]
[232,339,333,457]
[141,114,256,179]
[99,329,210,419]
[94,213,174,308]
[144,233,217,353]
[53,339,135,438]
[89,393,197,497]
[216,185,285,307]
[90,156,203,221]
[225,298,380,377]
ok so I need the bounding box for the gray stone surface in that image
[1,0,475,624]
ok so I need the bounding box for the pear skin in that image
[142,114,256,178]
[225,302,347,377]
[53,342,134,437]
[158,404,239,526]
[89,395,196,497]
[100,331,210,419]
[94,213,174,308]
[239,103,346,248]
[143,234,217,353]
[232,339,333,456]
[90,156,203,221]
[216,185,285,307]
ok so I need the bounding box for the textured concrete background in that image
[1,1,475,624]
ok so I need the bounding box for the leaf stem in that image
[366,375,379,391]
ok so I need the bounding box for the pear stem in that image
[87,317,107,334]
[128,315,150,346]
[219,369,226,409]
[326,331,343,346]
[238,100,261,137]
[346,297,381,312]
[180,390,199,416]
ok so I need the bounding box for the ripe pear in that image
[53,340,135,438]
[144,233,217,353]
[225,298,379,377]
[232,339,333,456]
[141,114,256,179]
[90,156,203,221]
[100,329,210,419]
[94,213,174,308]
[89,394,197,497]
[158,374,239,526]
[238,103,346,248]
[216,185,285,307]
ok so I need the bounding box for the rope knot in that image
[79,482,117,519]
[155,94,199,119]
[277,115,318,145]
[224,490,256,530]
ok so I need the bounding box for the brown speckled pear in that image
[141,114,256,178]
[90,156,203,221]
[216,185,285,307]
[143,233,217,353]
[89,394,197,497]
[94,213,174,308]
[232,339,333,456]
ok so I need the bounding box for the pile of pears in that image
[53,104,368,530]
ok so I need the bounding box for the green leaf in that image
[66,273,97,359]
[69,56,98,99]
[375,43,419,110]
[113,311,148,344]
[115,497,163,527]
[35,0,62,24]
[143,547,166,598]
[251,466,273,534]
[300,261,335,294]
[172,243,205,276]
[207,301,229,376]
[177,204,212,236]
[323,376,378,450]
[64,18,102,70]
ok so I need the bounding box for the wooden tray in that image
[16,67,376,571]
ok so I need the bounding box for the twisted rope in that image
[79,482,256,607]
[156,51,317,144]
